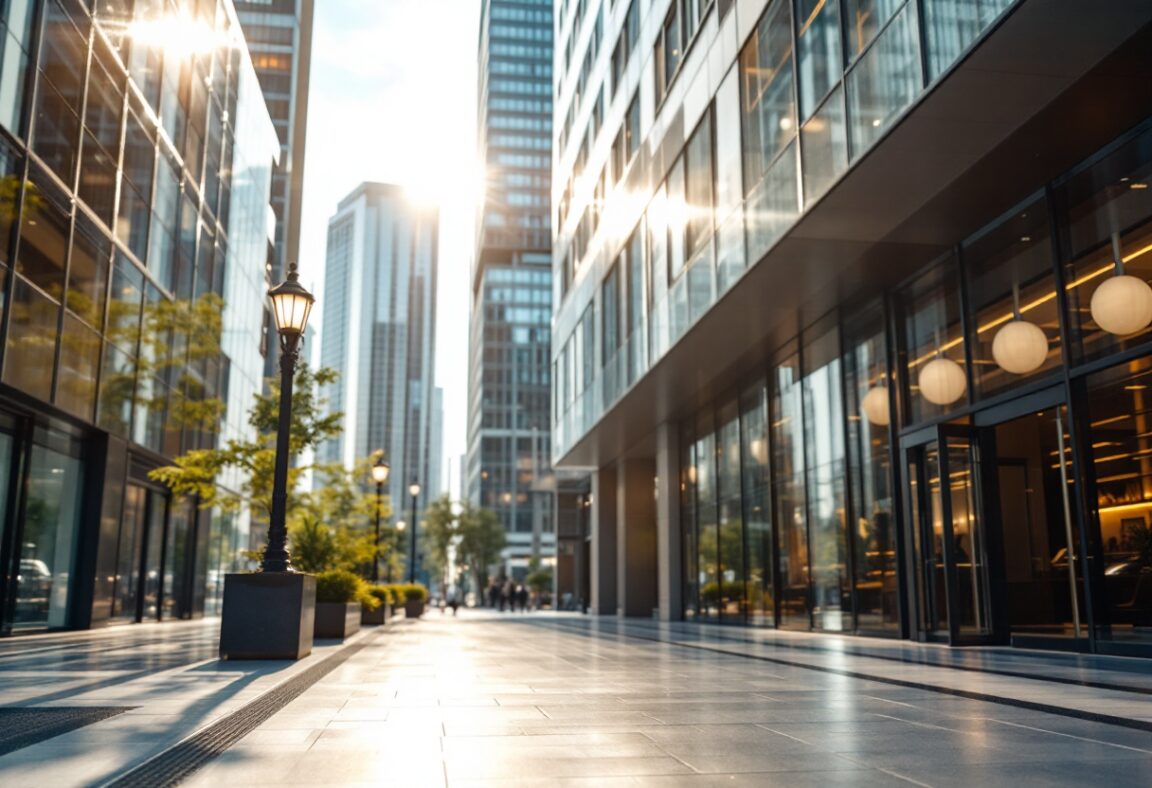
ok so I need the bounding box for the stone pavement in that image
[3,612,1152,786]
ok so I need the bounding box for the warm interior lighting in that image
[918,357,966,405]
[861,386,890,426]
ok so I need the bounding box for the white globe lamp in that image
[1090,274,1152,336]
[918,357,966,406]
[991,319,1048,374]
[861,386,890,427]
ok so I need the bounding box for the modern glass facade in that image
[469,0,557,576]
[234,0,313,380]
[0,0,278,634]
[551,0,1152,657]
[317,182,443,574]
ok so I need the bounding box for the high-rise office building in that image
[468,0,556,579]
[318,183,443,553]
[234,0,313,379]
[552,0,1152,659]
[0,0,279,634]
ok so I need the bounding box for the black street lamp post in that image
[264,262,315,572]
[408,478,421,583]
[370,455,390,583]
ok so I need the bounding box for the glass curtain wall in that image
[741,379,773,626]
[717,400,745,620]
[773,347,810,628]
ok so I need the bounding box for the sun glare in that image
[127,13,234,59]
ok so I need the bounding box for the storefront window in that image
[717,400,745,621]
[773,347,809,628]
[803,326,849,631]
[680,422,698,619]
[1085,359,1152,647]
[1059,125,1152,366]
[844,311,899,632]
[740,379,773,626]
[13,424,85,630]
[964,195,1061,399]
[900,257,968,424]
[695,415,719,619]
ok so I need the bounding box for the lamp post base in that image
[219,573,316,660]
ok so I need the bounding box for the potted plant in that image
[361,584,393,626]
[402,583,428,619]
[314,570,369,638]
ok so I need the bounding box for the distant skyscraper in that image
[234,0,314,377]
[318,184,443,522]
[469,0,555,577]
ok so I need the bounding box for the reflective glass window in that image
[56,312,99,419]
[5,276,59,400]
[0,134,22,267]
[746,138,799,263]
[717,400,746,621]
[601,261,622,403]
[1059,126,1152,366]
[695,414,719,619]
[795,0,843,120]
[801,86,848,203]
[739,0,795,194]
[923,0,1012,80]
[0,3,35,136]
[803,325,849,631]
[681,423,699,619]
[16,165,70,297]
[846,1,920,155]
[964,196,1061,399]
[84,43,125,154]
[67,213,111,328]
[900,256,968,423]
[740,379,773,626]
[842,0,904,58]
[773,347,809,628]
[844,311,899,632]
[685,111,714,256]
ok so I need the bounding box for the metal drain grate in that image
[103,630,383,787]
[0,707,132,756]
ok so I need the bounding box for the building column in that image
[656,422,682,622]
[590,466,618,615]
[617,458,658,617]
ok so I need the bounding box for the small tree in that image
[456,503,506,601]
[421,494,456,591]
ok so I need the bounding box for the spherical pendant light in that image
[1090,274,1152,336]
[991,319,1048,374]
[861,386,890,427]
[918,357,966,406]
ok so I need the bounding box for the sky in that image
[297,0,482,499]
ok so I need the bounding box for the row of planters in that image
[313,570,430,639]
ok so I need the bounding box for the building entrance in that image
[110,484,169,623]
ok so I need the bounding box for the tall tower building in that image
[469,0,556,578]
[318,184,443,534]
[234,0,315,377]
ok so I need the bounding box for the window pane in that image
[667,157,687,280]
[106,251,143,352]
[0,134,22,267]
[923,0,1012,80]
[663,4,682,92]
[846,1,920,156]
[98,341,135,435]
[739,0,795,193]
[795,0,843,120]
[801,86,848,203]
[746,138,799,262]
[696,418,719,619]
[717,401,746,622]
[1060,127,1152,365]
[77,131,118,226]
[681,424,699,619]
[803,326,848,632]
[0,21,34,136]
[965,197,1061,399]
[716,211,746,292]
[31,83,80,183]
[740,379,773,626]
[56,312,99,419]
[83,48,124,154]
[16,165,70,297]
[685,112,713,254]
[901,257,968,424]
[66,213,111,328]
[5,276,59,400]
[773,348,809,628]
[842,0,905,58]
[715,69,743,221]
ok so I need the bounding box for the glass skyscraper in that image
[468,0,556,579]
[0,0,279,634]
[234,0,314,379]
[318,183,443,561]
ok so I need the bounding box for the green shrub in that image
[367,584,395,607]
[314,570,377,609]
[400,583,428,603]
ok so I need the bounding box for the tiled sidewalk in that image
[187,612,1152,787]
[3,613,1152,786]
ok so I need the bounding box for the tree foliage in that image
[456,503,506,596]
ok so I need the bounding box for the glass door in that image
[112,483,169,623]
[904,425,997,645]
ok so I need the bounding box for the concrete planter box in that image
[361,603,390,626]
[219,573,315,660]
[314,601,361,639]
[404,599,425,619]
